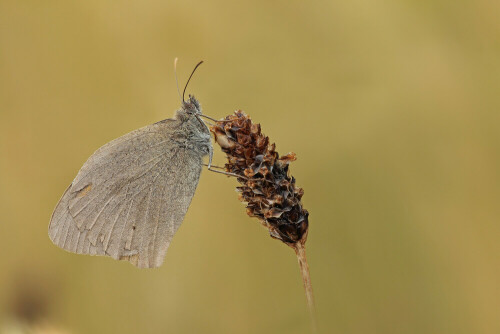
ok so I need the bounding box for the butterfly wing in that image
[49,120,204,268]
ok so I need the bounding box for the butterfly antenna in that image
[174,57,183,103]
[183,60,204,102]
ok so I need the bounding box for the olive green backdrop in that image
[1,1,499,333]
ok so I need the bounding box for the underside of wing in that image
[49,121,203,268]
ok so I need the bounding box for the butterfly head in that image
[176,95,203,122]
[183,95,202,115]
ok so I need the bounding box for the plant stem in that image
[293,241,317,333]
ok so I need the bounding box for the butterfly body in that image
[49,95,212,268]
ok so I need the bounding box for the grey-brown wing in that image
[48,120,203,268]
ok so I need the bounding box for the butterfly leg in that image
[203,163,247,179]
[207,165,226,170]
[203,164,276,185]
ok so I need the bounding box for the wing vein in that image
[103,183,129,252]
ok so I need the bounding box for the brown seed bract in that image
[211,111,309,245]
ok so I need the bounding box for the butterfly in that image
[49,61,216,268]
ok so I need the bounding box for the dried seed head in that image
[210,111,309,245]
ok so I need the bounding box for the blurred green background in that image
[1,1,499,333]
